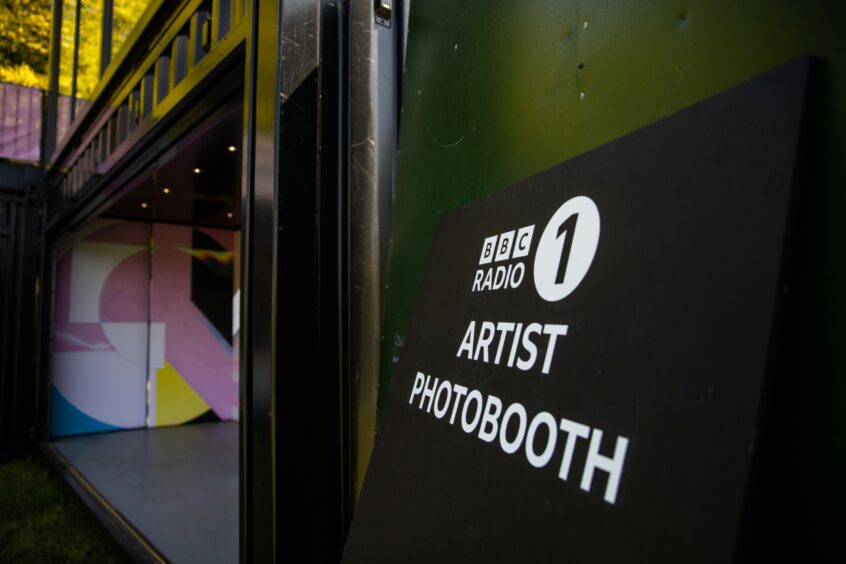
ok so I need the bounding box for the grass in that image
[0,456,128,563]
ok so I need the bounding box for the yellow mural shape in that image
[175,247,234,264]
[155,361,210,426]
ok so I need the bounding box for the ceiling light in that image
[141,202,148,209]
[193,167,201,174]
[227,145,237,152]
[226,212,234,219]
[162,187,171,194]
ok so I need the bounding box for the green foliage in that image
[0,0,148,95]
[58,0,76,94]
[111,0,149,61]
[76,0,103,99]
[0,64,45,89]
[0,457,128,563]
[0,0,51,89]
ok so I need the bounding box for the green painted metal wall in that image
[380,0,845,557]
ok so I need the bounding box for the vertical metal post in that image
[241,0,280,560]
[320,0,352,545]
[348,0,399,500]
[42,0,64,167]
[241,0,352,559]
[275,0,350,556]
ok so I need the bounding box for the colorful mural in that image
[149,223,238,426]
[50,219,239,437]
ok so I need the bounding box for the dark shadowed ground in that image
[0,456,127,563]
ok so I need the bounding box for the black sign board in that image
[343,59,810,563]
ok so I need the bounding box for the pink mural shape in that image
[147,223,237,419]
[99,251,150,322]
[54,221,152,351]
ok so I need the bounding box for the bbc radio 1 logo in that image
[472,195,600,302]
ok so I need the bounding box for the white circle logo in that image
[532,195,600,302]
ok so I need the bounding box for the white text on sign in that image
[474,225,535,293]
[456,320,568,375]
[408,372,630,505]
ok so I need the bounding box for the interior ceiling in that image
[101,98,243,229]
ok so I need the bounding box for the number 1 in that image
[555,213,579,284]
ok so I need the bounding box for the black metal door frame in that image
[242,0,352,560]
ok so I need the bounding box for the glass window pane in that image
[58,0,76,96]
[76,0,103,101]
[56,0,77,146]
[112,0,150,62]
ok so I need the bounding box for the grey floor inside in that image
[53,422,238,563]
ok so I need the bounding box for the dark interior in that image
[101,98,243,229]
